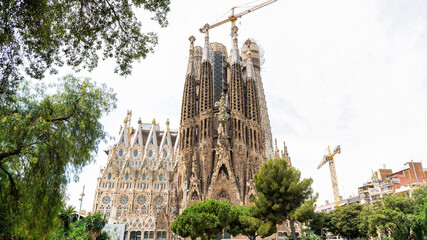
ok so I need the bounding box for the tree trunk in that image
[290,218,297,240]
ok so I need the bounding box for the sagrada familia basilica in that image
[92,26,299,239]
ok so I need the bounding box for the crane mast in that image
[199,0,278,34]
[317,145,341,207]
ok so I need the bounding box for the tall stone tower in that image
[176,28,274,211]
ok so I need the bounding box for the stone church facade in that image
[93,112,179,239]
[93,28,301,239]
[175,28,274,210]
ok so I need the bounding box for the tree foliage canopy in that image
[308,211,331,239]
[0,0,170,101]
[308,186,427,240]
[171,199,232,240]
[228,205,275,239]
[367,193,423,240]
[328,203,368,239]
[52,208,110,240]
[0,75,117,239]
[254,158,314,239]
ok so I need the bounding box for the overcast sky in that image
[65,0,427,211]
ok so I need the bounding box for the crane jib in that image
[198,0,278,34]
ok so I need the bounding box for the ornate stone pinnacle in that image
[166,118,170,126]
[232,25,238,34]
[152,118,156,125]
[189,36,195,55]
[218,93,228,124]
[138,117,142,124]
[124,117,128,124]
[245,39,252,47]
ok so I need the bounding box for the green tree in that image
[59,205,78,236]
[171,199,232,240]
[308,211,332,239]
[368,194,419,240]
[290,199,316,235]
[0,0,170,102]
[228,205,275,239]
[416,197,427,236]
[254,158,314,240]
[359,204,378,238]
[51,211,110,240]
[328,203,368,239]
[0,75,116,239]
[413,185,427,206]
[412,186,427,239]
[84,211,109,240]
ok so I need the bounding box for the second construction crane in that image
[317,145,342,207]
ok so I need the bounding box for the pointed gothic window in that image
[150,138,153,145]
[191,191,198,201]
[121,137,124,143]
[134,150,138,157]
[142,174,146,180]
[125,174,129,180]
[149,150,153,158]
[165,139,168,145]
[159,174,163,181]
[108,173,112,180]
[164,151,167,158]
[119,149,123,156]
[136,137,139,144]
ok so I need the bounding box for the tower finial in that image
[202,25,210,62]
[189,35,196,54]
[187,35,196,75]
[231,25,240,64]
[152,118,156,125]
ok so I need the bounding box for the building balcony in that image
[381,188,394,195]
[368,188,381,196]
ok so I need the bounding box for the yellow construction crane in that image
[199,0,278,34]
[317,145,341,207]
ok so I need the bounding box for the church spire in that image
[202,26,210,62]
[231,26,240,64]
[186,35,196,75]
